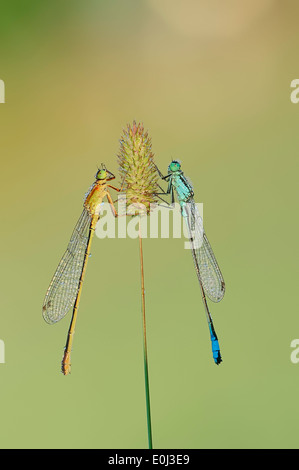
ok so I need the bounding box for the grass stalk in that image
[138,218,153,449]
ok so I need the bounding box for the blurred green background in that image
[0,0,298,449]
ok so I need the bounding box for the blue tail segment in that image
[208,323,222,365]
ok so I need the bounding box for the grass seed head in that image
[118,121,159,215]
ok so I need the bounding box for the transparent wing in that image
[42,208,92,324]
[184,200,225,303]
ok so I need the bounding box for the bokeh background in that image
[0,0,298,449]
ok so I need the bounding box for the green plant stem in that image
[139,218,153,449]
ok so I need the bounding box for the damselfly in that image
[42,166,121,375]
[155,160,225,364]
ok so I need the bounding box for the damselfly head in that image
[96,169,107,180]
[168,160,181,173]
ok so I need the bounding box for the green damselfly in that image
[156,160,225,364]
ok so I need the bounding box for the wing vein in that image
[42,208,92,324]
[184,200,225,303]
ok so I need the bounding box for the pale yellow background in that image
[0,1,298,448]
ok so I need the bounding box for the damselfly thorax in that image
[170,171,194,203]
[84,179,109,215]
